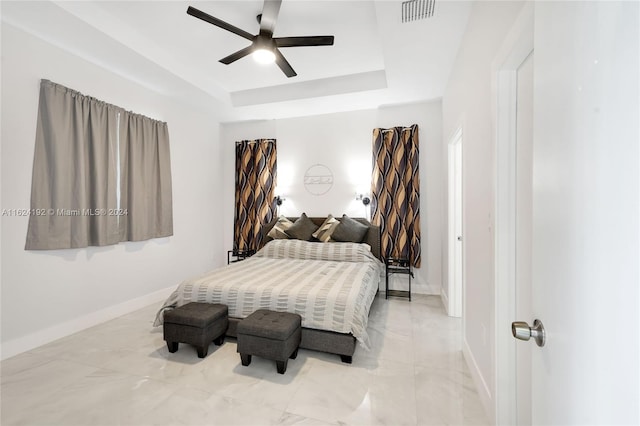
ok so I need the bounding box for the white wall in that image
[221,101,443,295]
[441,0,526,418]
[0,23,223,359]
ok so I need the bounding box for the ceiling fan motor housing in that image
[255,33,276,51]
[187,1,334,78]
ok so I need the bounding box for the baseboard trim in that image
[412,281,440,295]
[385,271,440,295]
[462,338,494,423]
[441,287,450,314]
[0,286,175,361]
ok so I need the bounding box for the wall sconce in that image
[275,195,285,206]
[355,193,371,206]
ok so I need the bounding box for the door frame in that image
[446,128,463,318]
[493,3,534,425]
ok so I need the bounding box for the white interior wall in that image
[441,0,526,418]
[221,101,443,295]
[0,23,223,359]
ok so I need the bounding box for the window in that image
[25,80,173,250]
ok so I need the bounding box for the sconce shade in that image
[356,193,371,206]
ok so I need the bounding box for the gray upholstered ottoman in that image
[237,309,302,374]
[163,302,228,358]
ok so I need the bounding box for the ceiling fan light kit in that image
[187,0,334,78]
[253,49,276,64]
[252,36,276,64]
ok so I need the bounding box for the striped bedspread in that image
[154,240,383,348]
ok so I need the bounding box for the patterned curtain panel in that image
[234,139,277,252]
[371,124,421,267]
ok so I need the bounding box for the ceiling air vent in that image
[402,0,435,23]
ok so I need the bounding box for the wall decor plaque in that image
[303,164,333,195]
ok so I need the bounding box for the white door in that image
[447,129,463,317]
[494,4,535,423]
[514,51,533,426]
[530,2,638,423]
[495,2,638,424]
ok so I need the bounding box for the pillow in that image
[267,215,294,239]
[331,214,369,243]
[262,216,278,237]
[255,239,377,263]
[312,214,340,242]
[285,213,319,241]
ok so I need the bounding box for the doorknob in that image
[457,236,462,241]
[512,319,546,347]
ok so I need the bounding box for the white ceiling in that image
[1,0,472,122]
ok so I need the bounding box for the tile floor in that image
[1,295,489,425]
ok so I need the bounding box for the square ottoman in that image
[237,309,302,374]
[163,302,228,358]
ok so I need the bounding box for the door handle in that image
[512,319,546,347]
[457,236,462,241]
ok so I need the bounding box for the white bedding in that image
[154,239,383,348]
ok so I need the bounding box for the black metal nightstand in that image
[385,257,413,301]
[227,249,255,265]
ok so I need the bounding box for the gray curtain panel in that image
[25,80,173,250]
[25,80,121,249]
[119,112,173,242]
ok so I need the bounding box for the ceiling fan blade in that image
[275,35,335,48]
[219,45,255,65]
[187,6,254,41]
[274,48,297,78]
[259,0,282,35]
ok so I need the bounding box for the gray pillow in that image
[331,215,369,243]
[285,213,319,241]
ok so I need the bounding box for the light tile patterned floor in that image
[1,294,489,425]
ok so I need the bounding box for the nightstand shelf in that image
[385,257,413,301]
[227,249,255,265]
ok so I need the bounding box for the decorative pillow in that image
[285,213,319,241]
[256,239,378,263]
[267,215,294,239]
[331,214,369,243]
[312,214,340,242]
[262,216,278,237]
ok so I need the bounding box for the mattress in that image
[154,239,383,349]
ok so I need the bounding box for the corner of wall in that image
[440,286,450,314]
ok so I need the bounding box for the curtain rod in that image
[41,79,166,125]
[381,126,416,133]
[235,139,276,145]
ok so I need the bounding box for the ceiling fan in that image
[187,0,335,78]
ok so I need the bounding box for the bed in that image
[154,217,382,363]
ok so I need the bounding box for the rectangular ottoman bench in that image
[163,302,228,358]
[237,309,301,374]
